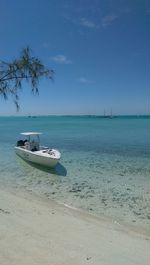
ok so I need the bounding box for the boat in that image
[103,108,113,119]
[15,132,61,168]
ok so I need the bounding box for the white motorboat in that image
[15,132,61,168]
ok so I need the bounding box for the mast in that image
[104,109,106,117]
[110,108,113,118]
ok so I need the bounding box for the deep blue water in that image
[0,115,150,229]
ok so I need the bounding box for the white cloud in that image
[101,14,118,28]
[78,77,93,84]
[51,55,72,64]
[80,18,97,29]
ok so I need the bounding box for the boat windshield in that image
[17,133,41,151]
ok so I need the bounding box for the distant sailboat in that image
[103,109,113,118]
[110,108,113,118]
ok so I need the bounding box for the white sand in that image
[0,187,149,265]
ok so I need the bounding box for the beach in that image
[0,186,149,265]
[1,116,150,230]
[1,0,150,262]
[0,116,150,264]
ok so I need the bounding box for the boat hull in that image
[15,147,60,168]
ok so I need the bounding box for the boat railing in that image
[40,145,49,150]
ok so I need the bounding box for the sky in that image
[0,0,150,116]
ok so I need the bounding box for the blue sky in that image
[0,0,150,115]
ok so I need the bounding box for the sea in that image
[0,115,150,230]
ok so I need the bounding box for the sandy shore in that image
[0,187,149,265]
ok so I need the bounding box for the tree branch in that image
[0,47,54,110]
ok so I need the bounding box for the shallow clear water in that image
[0,115,150,229]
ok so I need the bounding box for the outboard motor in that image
[17,140,24,146]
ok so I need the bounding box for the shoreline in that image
[0,186,149,265]
[3,182,150,237]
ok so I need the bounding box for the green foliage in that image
[0,47,54,110]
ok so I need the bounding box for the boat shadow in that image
[28,161,67,176]
[17,158,67,177]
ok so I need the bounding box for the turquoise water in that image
[0,115,150,229]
